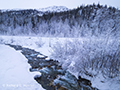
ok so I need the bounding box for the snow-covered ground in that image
[0,36,71,57]
[0,35,120,90]
[0,44,45,90]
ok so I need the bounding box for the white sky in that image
[0,0,120,9]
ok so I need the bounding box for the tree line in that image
[0,4,120,38]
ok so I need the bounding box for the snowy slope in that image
[38,6,69,12]
[1,6,69,13]
[0,44,45,90]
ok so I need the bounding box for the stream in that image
[7,44,98,90]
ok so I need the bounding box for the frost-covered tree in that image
[0,4,120,37]
[50,37,120,79]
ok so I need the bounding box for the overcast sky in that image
[0,0,119,9]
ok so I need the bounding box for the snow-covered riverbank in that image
[0,44,45,90]
[0,35,120,90]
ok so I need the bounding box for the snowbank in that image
[0,44,45,90]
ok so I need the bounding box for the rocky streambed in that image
[7,44,98,90]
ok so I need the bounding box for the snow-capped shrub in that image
[35,38,45,47]
[0,38,4,44]
[10,38,15,43]
[50,37,120,79]
[50,39,80,63]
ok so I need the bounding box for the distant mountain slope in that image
[38,6,69,12]
[0,6,69,16]
[0,4,120,38]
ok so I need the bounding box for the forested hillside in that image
[0,4,120,38]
